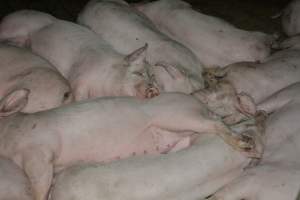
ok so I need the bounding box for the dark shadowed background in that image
[0,0,292,33]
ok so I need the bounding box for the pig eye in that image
[132,71,144,77]
[63,91,71,102]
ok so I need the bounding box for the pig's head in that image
[18,68,73,113]
[152,62,203,94]
[192,80,256,124]
[120,44,160,99]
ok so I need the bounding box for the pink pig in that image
[0,43,72,113]
[0,10,158,101]
[0,92,261,200]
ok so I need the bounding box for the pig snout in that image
[135,82,160,99]
[145,84,160,98]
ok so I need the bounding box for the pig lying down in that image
[0,10,158,101]
[192,80,257,125]
[77,0,260,122]
[0,156,33,200]
[282,0,300,36]
[258,82,300,114]
[78,0,204,94]
[50,111,265,200]
[209,83,300,200]
[0,10,56,47]
[274,34,300,51]
[0,43,72,113]
[202,45,300,104]
[135,0,274,67]
[0,92,263,200]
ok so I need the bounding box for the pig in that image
[77,0,205,94]
[209,83,300,200]
[0,92,263,200]
[274,34,300,50]
[0,10,56,47]
[0,10,158,101]
[202,47,300,105]
[192,80,257,125]
[0,156,33,200]
[49,111,266,200]
[78,0,259,122]
[282,0,300,36]
[258,82,300,114]
[134,0,274,67]
[0,43,72,113]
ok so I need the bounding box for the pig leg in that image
[22,148,54,200]
[232,110,266,161]
[168,135,196,152]
[207,121,260,158]
[165,115,264,158]
[149,127,197,153]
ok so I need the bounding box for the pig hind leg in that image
[149,127,198,153]
[22,148,54,200]
[175,115,262,158]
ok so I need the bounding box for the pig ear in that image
[0,89,30,116]
[236,92,256,116]
[124,43,148,66]
[155,62,185,79]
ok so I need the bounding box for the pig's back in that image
[78,1,203,75]
[30,20,116,77]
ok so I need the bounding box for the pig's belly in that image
[53,129,159,170]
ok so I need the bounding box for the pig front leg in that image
[230,110,266,163]
[149,127,198,154]
[22,148,54,200]
[205,121,260,158]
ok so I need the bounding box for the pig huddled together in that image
[0,0,299,200]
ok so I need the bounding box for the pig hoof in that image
[145,87,159,98]
[255,110,268,122]
[238,134,254,149]
[236,134,256,155]
[237,132,263,159]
